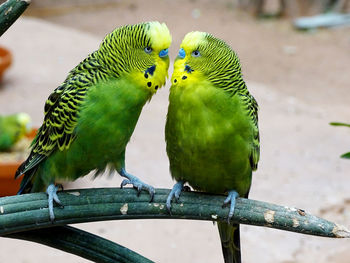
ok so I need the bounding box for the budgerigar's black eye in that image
[192,50,200,57]
[144,46,153,54]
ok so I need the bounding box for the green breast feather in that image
[166,79,257,195]
[27,77,151,192]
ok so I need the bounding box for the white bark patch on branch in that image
[333,224,350,238]
[264,210,275,223]
[292,218,300,227]
[68,191,80,196]
[120,203,128,215]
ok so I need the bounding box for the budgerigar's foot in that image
[119,168,155,202]
[46,184,64,222]
[166,181,185,213]
[222,190,239,223]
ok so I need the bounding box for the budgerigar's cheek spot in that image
[145,65,156,76]
[184,65,194,73]
[147,82,152,87]
[155,85,159,90]
[182,76,187,80]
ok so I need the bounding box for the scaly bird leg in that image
[46,184,64,222]
[222,190,239,223]
[166,181,185,213]
[119,168,155,202]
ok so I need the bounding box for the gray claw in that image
[174,191,181,201]
[222,190,239,223]
[166,181,185,213]
[148,187,155,202]
[119,168,155,201]
[46,183,63,222]
[52,191,62,206]
[120,179,131,188]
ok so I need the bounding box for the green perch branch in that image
[7,225,154,263]
[0,188,348,238]
[0,0,31,36]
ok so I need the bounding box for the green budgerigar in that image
[165,32,260,263]
[0,113,31,151]
[15,21,172,221]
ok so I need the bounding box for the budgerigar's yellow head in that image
[98,21,172,95]
[172,31,243,90]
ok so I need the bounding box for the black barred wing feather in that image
[34,85,81,154]
[15,52,102,178]
[14,84,85,178]
[238,92,260,171]
[247,94,260,171]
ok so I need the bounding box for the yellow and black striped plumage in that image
[20,52,102,173]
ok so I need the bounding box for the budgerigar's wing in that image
[15,53,101,178]
[241,92,260,171]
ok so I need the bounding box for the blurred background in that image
[0,0,349,262]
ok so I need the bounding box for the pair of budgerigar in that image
[15,21,259,263]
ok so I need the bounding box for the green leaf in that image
[330,122,350,127]
[341,152,350,159]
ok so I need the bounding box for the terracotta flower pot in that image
[0,162,21,196]
[0,46,12,82]
[0,129,36,197]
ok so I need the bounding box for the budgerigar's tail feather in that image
[218,222,241,263]
[16,167,36,195]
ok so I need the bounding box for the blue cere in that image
[159,48,168,58]
[178,48,186,59]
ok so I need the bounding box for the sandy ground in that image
[0,0,350,262]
